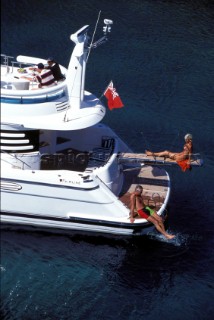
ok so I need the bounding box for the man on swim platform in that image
[130,185,175,239]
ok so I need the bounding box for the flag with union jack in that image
[104,81,124,110]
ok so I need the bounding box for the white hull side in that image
[0,174,161,236]
[0,178,127,218]
[0,215,155,236]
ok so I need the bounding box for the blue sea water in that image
[1,0,214,319]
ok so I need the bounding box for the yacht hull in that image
[0,212,154,236]
[0,173,156,236]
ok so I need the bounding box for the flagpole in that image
[98,80,112,100]
[92,80,111,108]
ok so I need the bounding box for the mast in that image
[66,25,89,112]
[65,19,113,114]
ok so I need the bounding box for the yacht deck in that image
[119,165,169,213]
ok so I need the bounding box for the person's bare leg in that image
[152,212,166,226]
[146,150,170,157]
[154,215,169,233]
[148,216,175,239]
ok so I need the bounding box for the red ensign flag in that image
[104,81,124,110]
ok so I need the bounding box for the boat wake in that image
[147,230,191,247]
[0,265,6,272]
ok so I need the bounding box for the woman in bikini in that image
[145,133,193,162]
[130,185,175,239]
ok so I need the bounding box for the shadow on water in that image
[0,225,197,270]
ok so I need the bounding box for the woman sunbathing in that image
[146,133,193,162]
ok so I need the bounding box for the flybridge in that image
[0,18,115,130]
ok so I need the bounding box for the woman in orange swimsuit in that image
[146,133,193,162]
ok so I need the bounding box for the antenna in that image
[87,16,114,62]
[90,18,113,49]
[103,19,113,34]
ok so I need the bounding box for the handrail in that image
[1,86,67,105]
[150,192,161,209]
[1,54,14,67]
[1,150,31,168]
[1,79,67,96]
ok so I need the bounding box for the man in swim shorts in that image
[138,206,155,219]
[129,185,175,239]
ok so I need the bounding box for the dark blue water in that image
[1,1,214,319]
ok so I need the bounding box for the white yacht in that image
[0,20,202,236]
